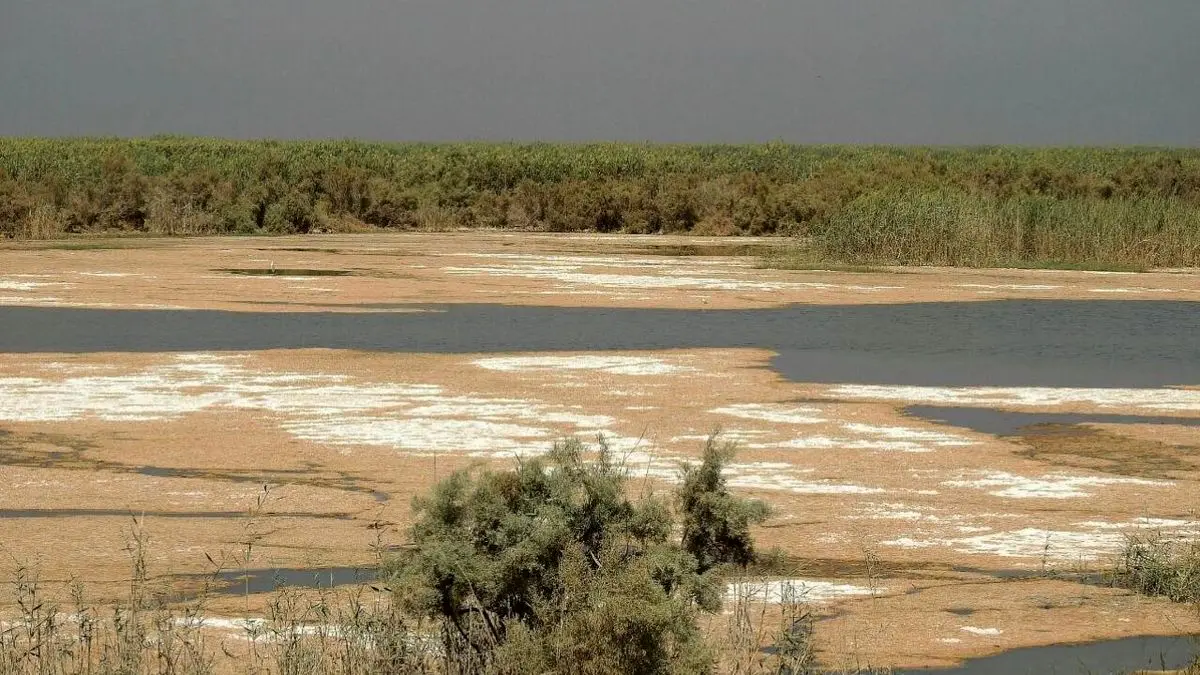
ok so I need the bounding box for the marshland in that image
[6,0,1200,668]
[0,226,1198,673]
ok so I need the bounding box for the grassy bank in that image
[2,139,1200,267]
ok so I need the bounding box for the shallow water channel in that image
[903,405,1200,436]
[2,300,1198,387]
[892,634,1197,674]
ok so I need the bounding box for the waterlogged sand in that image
[0,232,1199,311]
[1,233,1198,669]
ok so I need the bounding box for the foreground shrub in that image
[386,437,768,674]
[0,438,875,674]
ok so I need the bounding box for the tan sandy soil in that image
[0,232,1198,311]
[1,234,1198,669]
[814,577,1200,670]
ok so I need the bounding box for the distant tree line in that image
[3,138,1199,266]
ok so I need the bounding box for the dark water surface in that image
[2,301,1198,387]
[904,406,1200,436]
[892,634,1197,674]
[208,567,378,596]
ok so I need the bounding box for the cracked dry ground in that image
[1,233,1198,670]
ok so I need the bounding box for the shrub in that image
[263,191,320,234]
[385,436,768,674]
[679,437,771,573]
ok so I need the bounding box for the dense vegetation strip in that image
[3,138,1200,266]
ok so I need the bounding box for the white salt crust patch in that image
[628,453,884,496]
[843,424,976,446]
[0,278,69,291]
[710,403,826,425]
[445,265,901,293]
[726,579,877,605]
[0,354,886,495]
[850,502,1019,529]
[0,354,621,459]
[1076,517,1200,534]
[285,418,557,457]
[829,385,1200,412]
[883,528,1127,561]
[870,509,1199,562]
[960,627,1003,636]
[174,617,354,642]
[708,402,976,453]
[725,473,885,495]
[745,423,977,454]
[443,253,747,268]
[882,515,1200,562]
[474,355,693,376]
[0,296,183,309]
[942,471,1168,499]
[956,284,1061,290]
[0,296,64,304]
[850,502,1012,547]
[669,430,776,445]
[441,255,902,293]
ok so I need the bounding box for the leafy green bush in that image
[386,437,768,674]
[679,439,771,573]
[263,191,320,234]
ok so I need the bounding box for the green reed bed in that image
[2,139,1199,267]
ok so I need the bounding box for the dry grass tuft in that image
[1112,532,1200,605]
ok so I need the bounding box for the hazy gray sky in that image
[2,0,1197,144]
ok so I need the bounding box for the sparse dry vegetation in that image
[1106,531,1200,673]
[2,139,1200,267]
[1112,532,1200,605]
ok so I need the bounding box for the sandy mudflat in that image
[1,232,1199,311]
[1,233,1198,669]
